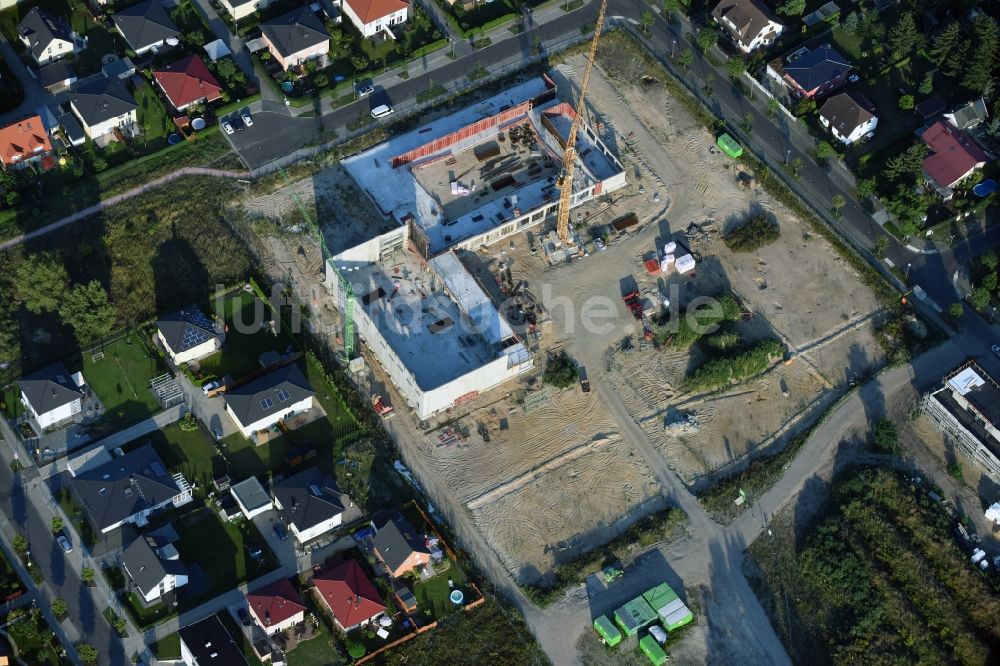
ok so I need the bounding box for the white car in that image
[649,625,668,645]
[241,113,253,127]
[848,74,860,83]
[221,121,234,135]
[202,379,222,395]
[57,535,72,553]
[358,81,375,97]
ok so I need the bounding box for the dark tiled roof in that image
[18,8,73,61]
[178,615,247,666]
[260,7,329,58]
[711,0,781,46]
[373,515,429,573]
[273,467,349,534]
[112,0,178,52]
[819,91,875,135]
[122,536,186,597]
[783,44,851,92]
[157,306,219,353]
[223,364,314,428]
[70,445,181,531]
[69,77,136,126]
[38,60,76,87]
[17,362,82,415]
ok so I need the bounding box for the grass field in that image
[150,632,181,660]
[134,79,173,151]
[413,561,466,620]
[140,420,222,493]
[197,292,298,381]
[1,384,24,419]
[174,509,277,595]
[83,332,165,430]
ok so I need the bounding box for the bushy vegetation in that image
[751,468,1000,664]
[655,294,740,348]
[684,338,785,393]
[723,214,781,252]
[542,351,578,388]
[522,506,687,606]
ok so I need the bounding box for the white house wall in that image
[257,610,304,635]
[292,514,342,543]
[24,393,80,429]
[342,2,407,37]
[226,396,314,438]
[73,107,137,139]
[158,330,220,365]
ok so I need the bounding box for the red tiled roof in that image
[921,120,989,189]
[345,0,408,25]
[246,578,306,628]
[313,560,385,628]
[0,115,52,166]
[152,55,223,110]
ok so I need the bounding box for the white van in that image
[371,104,394,118]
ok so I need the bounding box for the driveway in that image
[177,372,237,438]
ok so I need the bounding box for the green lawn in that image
[174,509,277,595]
[83,332,165,430]
[1,384,24,419]
[121,590,172,627]
[197,292,298,381]
[5,611,63,666]
[137,420,222,493]
[134,79,173,150]
[150,632,181,660]
[413,560,467,620]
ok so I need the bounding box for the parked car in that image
[992,344,1000,358]
[241,113,253,127]
[357,80,374,97]
[211,425,224,441]
[371,104,393,118]
[202,379,222,395]
[649,625,668,645]
[238,608,251,626]
[221,121,234,135]
[57,535,72,553]
[273,523,288,541]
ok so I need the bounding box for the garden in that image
[2,608,64,666]
[0,0,122,75]
[82,331,166,431]
[123,419,221,494]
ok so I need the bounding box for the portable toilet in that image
[639,635,669,664]
[593,615,622,646]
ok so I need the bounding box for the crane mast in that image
[555,0,608,243]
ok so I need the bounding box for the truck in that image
[622,289,644,320]
[598,563,623,583]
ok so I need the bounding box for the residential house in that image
[217,0,276,22]
[245,578,306,635]
[17,8,75,65]
[271,467,353,544]
[230,476,273,519]
[313,559,386,630]
[259,7,329,71]
[921,120,989,196]
[342,0,408,39]
[711,0,783,53]
[371,511,431,578]
[68,77,137,141]
[112,0,179,56]
[179,614,248,666]
[153,55,224,112]
[37,61,77,91]
[17,362,83,429]
[767,44,852,98]
[156,306,222,365]
[0,116,53,170]
[944,98,989,131]
[818,92,877,145]
[69,444,193,534]
[915,94,947,121]
[122,536,188,603]
[102,56,136,80]
[223,364,315,438]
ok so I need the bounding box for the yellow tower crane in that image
[555,0,609,244]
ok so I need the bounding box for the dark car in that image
[238,608,251,626]
[273,523,288,541]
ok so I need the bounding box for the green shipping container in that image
[642,583,678,612]
[593,615,622,646]
[640,635,669,665]
[662,606,694,631]
[614,597,658,636]
[716,133,743,158]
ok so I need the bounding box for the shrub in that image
[723,214,780,252]
[345,638,366,659]
[872,418,898,452]
[542,351,577,388]
[683,338,785,392]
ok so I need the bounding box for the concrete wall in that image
[24,392,81,429]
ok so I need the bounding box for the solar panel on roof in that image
[276,388,291,402]
[260,397,274,410]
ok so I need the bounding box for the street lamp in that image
[785,149,791,165]
[671,39,676,58]
[905,262,911,279]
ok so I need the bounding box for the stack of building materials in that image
[613,597,658,637]
[593,615,622,646]
[986,502,1000,525]
[639,635,669,665]
[675,254,696,275]
[663,241,676,255]
[660,254,675,272]
[643,583,694,631]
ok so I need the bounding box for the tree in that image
[13,251,69,314]
[929,21,960,66]
[767,97,780,119]
[13,534,27,554]
[794,97,816,117]
[678,48,693,69]
[726,57,746,79]
[696,27,717,53]
[741,112,753,134]
[76,643,98,664]
[81,567,95,585]
[52,599,68,618]
[943,41,969,79]
[543,352,578,389]
[873,418,899,453]
[982,249,999,271]
[831,194,846,215]
[882,143,926,182]
[971,286,992,310]
[662,0,679,16]
[815,141,838,159]
[51,516,63,534]
[777,0,805,17]
[874,235,890,256]
[857,178,876,199]
[898,94,914,110]
[313,72,329,88]
[790,157,804,178]
[350,54,369,71]
[887,12,922,60]
[949,302,964,318]
[918,72,933,95]
[841,11,859,36]
[59,281,116,345]
[963,15,1000,93]
[640,10,654,33]
[983,273,998,292]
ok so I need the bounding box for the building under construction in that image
[328,76,625,420]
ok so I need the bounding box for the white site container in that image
[675,254,696,274]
